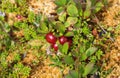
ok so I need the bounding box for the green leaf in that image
[94,2,103,13]
[58,44,63,52]
[69,70,79,78]
[102,0,108,5]
[57,7,65,14]
[56,22,66,34]
[62,42,69,54]
[65,70,79,78]
[80,54,87,61]
[65,17,78,27]
[79,64,84,74]
[64,21,71,27]
[79,7,83,16]
[66,17,78,26]
[40,22,48,32]
[75,20,82,28]
[83,9,91,19]
[55,0,66,6]
[65,74,72,78]
[90,66,98,74]
[83,62,94,77]
[67,4,78,16]
[107,27,113,31]
[85,47,98,57]
[65,31,74,37]
[64,55,74,64]
[83,0,91,19]
[58,12,66,22]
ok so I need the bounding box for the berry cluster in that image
[45,32,72,51]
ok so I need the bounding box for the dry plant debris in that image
[103,36,120,77]
[30,58,63,78]
[101,0,120,27]
[28,0,56,17]
[100,0,120,77]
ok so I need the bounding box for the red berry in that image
[16,15,22,19]
[45,32,57,44]
[59,36,68,45]
[51,43,58,51]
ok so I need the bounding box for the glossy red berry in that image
[45,32,57,44]
[59,36,68,45]
[51,43,58,51]
[16,15,22,19]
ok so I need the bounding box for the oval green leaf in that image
[67,4,78,16]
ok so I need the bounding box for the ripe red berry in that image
[51,43,58,51]
[16,15,22,19]
[59,36,68,45]
[45,32,57,44]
